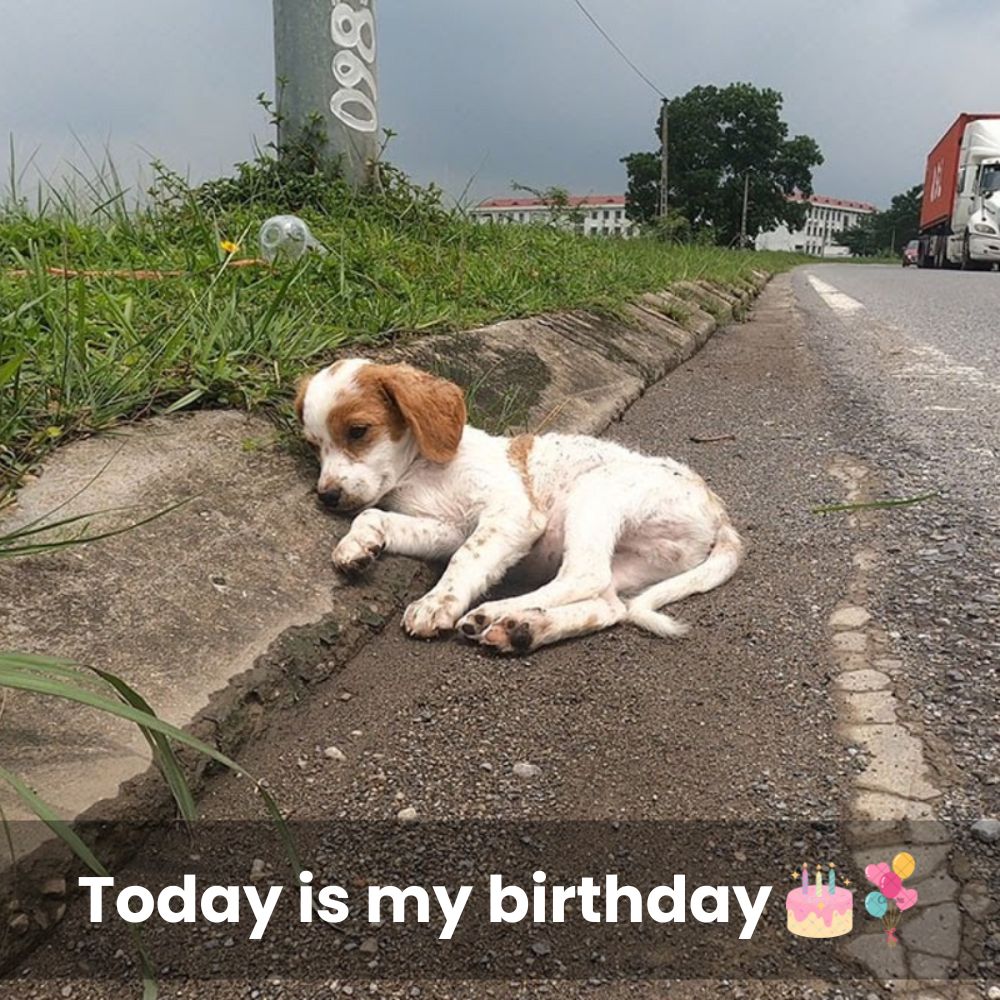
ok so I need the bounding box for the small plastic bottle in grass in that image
[259,215,327,264]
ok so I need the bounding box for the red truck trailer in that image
[918,113,1000,269]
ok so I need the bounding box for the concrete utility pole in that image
[740,171,751,249]
[658,98,669,220]
[273,0,379,189]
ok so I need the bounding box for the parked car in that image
[902,239,920,267]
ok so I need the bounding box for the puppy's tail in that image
[625,521,744,639]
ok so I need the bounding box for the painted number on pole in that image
[330,2,377,133]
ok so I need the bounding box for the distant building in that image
[470,195,638,237]
[755,192,878,257]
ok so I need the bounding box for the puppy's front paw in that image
[403,593,462,638]
[332,532,384,577]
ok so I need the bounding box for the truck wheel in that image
[963,235,990,271]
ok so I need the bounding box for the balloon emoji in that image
[895,887,919,912]
[879,871,903,898]
[865,891,888,919]
[865,862,890,885]
[892,852,916,880]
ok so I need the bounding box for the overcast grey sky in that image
[2,1,998,209]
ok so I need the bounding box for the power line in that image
[570,0,667,100]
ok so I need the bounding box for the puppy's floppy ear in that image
[293,375,311,424]
[375,364,467,463]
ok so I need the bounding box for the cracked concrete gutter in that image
[0,272,767,955]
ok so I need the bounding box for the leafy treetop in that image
[622,83,823,246]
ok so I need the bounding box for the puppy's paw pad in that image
[475,615,538,654]
[457,610,493,639]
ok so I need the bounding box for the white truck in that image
[918,114,1000,270]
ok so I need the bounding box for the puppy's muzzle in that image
[317,487,343,510]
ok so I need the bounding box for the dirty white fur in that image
[299,359,744,653]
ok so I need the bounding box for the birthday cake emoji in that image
[786,863,854,938]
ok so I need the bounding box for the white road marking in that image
[896,343,999,392]
[807,274,865,315]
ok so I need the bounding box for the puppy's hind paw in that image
[460,609,542,654]
[457,609,493,641]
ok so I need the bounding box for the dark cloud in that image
[3,1,998,208]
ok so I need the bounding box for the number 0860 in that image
[330,2,377,134]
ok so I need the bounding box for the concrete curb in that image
[0,269,770,964]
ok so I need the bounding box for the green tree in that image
[876,184,922,251]
[621,83,823,245]
[833,214,881,257]
[621,151,660,226]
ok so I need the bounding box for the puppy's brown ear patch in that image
[373,364,467,463]
[293,376,311,423]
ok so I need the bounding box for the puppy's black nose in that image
[317,487,342,509]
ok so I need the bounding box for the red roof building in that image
[756,192,879,256]
[470,194,636,237]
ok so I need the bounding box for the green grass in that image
[0,154,809,497]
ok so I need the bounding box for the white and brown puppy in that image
[295,359,743,653]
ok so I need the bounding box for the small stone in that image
[987,988,1000,1000]
[338,692,353,702]
[530,940,551,956]
[397,806,418,823]
[959,881,994,922]
[61,987,73,999]
[324,746,347,762]
[513,762,541,779]
[971,818,1000,843]
[359,937,378,955]
[834,669,890,693]
[8,912,29,935]
[832,631,867,653]
[249,858,269,883]
[41,877,66,898]
[829,606,872,630]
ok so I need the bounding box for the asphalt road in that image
[7,267,998,999]
[796,263,999,813]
